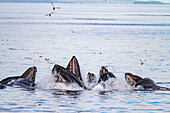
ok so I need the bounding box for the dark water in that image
[0,3,170,112]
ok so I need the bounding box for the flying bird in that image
[71,30,76,33]
[45,11,54,17]
[51,2,60,11]
[140,59,147,65]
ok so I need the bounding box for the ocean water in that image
[0,3,170,112]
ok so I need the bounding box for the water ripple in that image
[1,22,170,27]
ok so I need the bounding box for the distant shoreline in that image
[134,1,170,4]
[0,0,74,3]
[0,0,170,4]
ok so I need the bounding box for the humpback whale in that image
[66,56,82,81]
[85,66,116,89]
[52,56,86,89]
[125,73,143,86]
[86,72,97,89]
[98,66,116,83]
[87,72,97,84]
[125,73,170,91]
[0,66,37,89]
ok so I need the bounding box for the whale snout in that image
[20,66,37,82]
[125,73,143,86]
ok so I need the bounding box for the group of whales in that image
[0,56,169,91]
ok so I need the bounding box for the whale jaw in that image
[125,73,143,86]
[52,64,86,89]
[20,66,37,82]
[66,56,82,81]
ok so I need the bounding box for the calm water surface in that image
[0,3,170,112]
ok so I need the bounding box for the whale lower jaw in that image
[52,64,86,89]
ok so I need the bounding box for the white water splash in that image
[38,73,134,91]
[92,77,133,91]
[37,74,84,90]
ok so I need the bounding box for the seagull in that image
[71,30,76,33]
[45,11,54,17]
[51,2,60,11]
[140,59,147,65]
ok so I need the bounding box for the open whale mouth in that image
[52,64,86,88]
[87,72,95,79]
[20,66,37,82]
[87,72,97,83]
[99,66,108,75]
[66,56,82,81]
[52,56,82,84]
[52,64,68,83]
[125,73,143,86]
[52,64,80,83]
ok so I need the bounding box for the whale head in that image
[20,66,37,82]
[66,56,82,81]
[125,73,143,86]
[99,66,108,76]
[87,72,96,83]
[52,64,69,83]
[52,64,86,88]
